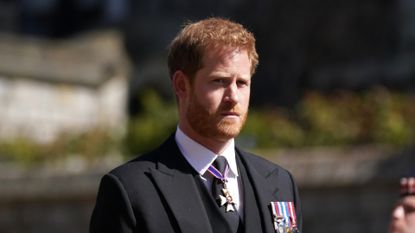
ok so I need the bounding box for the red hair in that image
[168,17,258,80]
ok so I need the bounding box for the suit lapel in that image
[237,149,279,233]
[149,136,213,233]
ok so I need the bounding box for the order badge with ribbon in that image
[269,201,299,233]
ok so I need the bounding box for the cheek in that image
[407,213,415,226]
[204,90,226,107]
[240,89,250,106]
[192,89,220,112]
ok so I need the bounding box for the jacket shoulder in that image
[107,134,182,182]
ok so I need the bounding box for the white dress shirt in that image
[175,127,243,215]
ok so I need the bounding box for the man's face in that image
[389,196,415,233]
[184,47,251,142]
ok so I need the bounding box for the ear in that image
[172,70,190,99]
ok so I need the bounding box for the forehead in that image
[202,46,250,67]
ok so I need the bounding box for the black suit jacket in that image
[90,134,302,233]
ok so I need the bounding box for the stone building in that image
[0,30,130,143]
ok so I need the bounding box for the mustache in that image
[218,104,247,115]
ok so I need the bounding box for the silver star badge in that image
[218,188,236,212]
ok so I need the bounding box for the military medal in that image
[207,162,236,212]
[270,201,299,233]
[218,182,236,212]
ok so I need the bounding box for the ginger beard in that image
[185,89,248,141]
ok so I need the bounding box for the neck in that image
[178,124,233,154]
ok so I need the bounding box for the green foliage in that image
[0,137,43,164]
[239,87,415,149]
[303,88,414,146]
[298,90,371,146]
[368,88,415,145]
[0,128,120,165]
[240,110,305,148]
[123,89,178,156]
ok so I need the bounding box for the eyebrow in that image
[210,71,251,80]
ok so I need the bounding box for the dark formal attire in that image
[90,133,302,233]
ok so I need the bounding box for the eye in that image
[212,78,228,85]
[237,79,249,87]
[404,204,415,214]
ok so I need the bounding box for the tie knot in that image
[213,156,228,174]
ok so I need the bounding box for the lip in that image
[221,112,240,117]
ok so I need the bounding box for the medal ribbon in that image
[207,158,238,213]
[270,201,298,230]
[207,162,230,183]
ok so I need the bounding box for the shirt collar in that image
[175,127,239,177]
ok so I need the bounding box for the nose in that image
[224,82,238,103]
[392,205,405,219]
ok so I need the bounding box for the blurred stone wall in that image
[0,162,101,233]
[1,146,413,233]
[0,31,130,143]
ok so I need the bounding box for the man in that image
[389,172,415,233]
[90,17,302,233]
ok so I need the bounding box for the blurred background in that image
[0,0,414,233]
